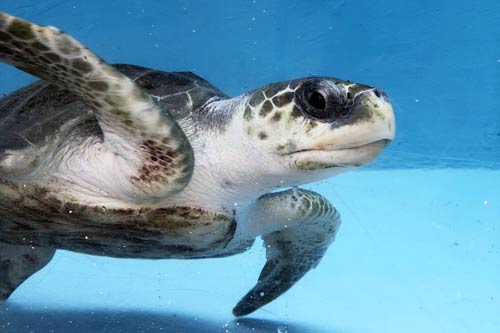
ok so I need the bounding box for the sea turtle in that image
[0,12,395,316]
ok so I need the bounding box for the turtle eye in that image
[307,91,326,110]
[297,81,333,119]
[296,79,350,121]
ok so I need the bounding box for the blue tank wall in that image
[1,0,499,168]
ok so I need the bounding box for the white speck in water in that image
[84,235,89,240]
[262,9,267,13]
[483,200,489,205]
[251,17,256,21]
[68,210,73,214]
[497,58,500,63]
[234,202,238,206]
[415,99,420,102]
[72,5,77,9]
[277,325,288,333]
[192,28,196,33]
[280,180,285,184]
[154,44,160,48]
[252,57,256,61]
[259,291,265,297]
[329,26,333,30]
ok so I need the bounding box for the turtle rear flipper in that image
[0,12,193,200]
[0,241,55,300]
[233,188,341,316]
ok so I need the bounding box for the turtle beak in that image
[289,88,395,170]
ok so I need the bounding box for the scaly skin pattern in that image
[0,11,395,316]
[0,11,194,200]
[232,188,341,316]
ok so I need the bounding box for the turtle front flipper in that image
[0,241,55,300]
[0,12,193,199]
[233,188,341,316]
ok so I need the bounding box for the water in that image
[0,1,499,332]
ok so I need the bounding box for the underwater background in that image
[0,0,499,332]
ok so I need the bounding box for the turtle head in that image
[241,77,395,181]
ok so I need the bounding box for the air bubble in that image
[277,325,288,333]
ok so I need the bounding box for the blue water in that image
[0,1,499,332]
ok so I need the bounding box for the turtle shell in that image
[0,64,228,152]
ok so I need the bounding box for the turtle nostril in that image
[373,88,387,99]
